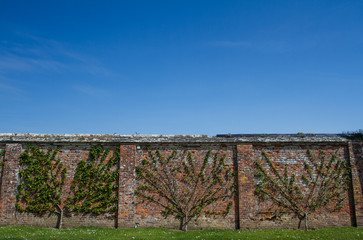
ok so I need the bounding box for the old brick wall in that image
[0,144,21,225]
[0,134,361,230]
[133,143,236,230]
[9,143,120,228]
[349,141,363,227]
[118,144,137,228]
[237,143,351,229]
[0,143,6,201]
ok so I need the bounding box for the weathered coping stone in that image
[0,133,348,144]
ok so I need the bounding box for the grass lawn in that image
[0,226,362,240]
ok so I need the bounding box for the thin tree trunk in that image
[298,217,302,230]
[56,205,64,229]
[179,217,184,231]
[184,215,188,232]
[304,213,308,231]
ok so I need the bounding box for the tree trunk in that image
[56,206,64,229]
[179,215,189,231]
[304,213,308,231]
[184,215,188,232]
[179,217,184,231]
[298,217,302,230]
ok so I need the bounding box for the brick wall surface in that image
[118,145,137,228]
[240,143,351,229]
[133,143,236,230]
[0,134,362,230]
[10,143,119,228]
[348,141,363,227]
[0,143,5,201]
[0,144,21,225]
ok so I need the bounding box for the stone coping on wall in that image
[0,133,348,144]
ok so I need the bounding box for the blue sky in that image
[0,0,362,135]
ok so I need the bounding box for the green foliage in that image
[343,129,363,140]
[254,150,349,230]
[67,145,119,215]
[135,149,235,231]
[16,145,67,215]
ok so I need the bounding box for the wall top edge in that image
[0,133,348,144]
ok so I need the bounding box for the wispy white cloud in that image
[209,38,318,53]
[0,53,67,73]
[0,33,116,77]
[209,40,251,47]
[0,82,22,93]
[0,33,122,101]
[72,84,112,98]
[0,77,26,101]
[0,55,34,72]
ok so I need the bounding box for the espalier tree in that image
[254,150,349,230]
[66,145,119,216]
[135,149,235,231]
[16,145,67,229]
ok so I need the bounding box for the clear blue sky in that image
[0,0,362,135]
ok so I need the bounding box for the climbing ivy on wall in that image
[66,145,119,215]
[16,145,67,228]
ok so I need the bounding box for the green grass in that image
[0,226,362,240]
